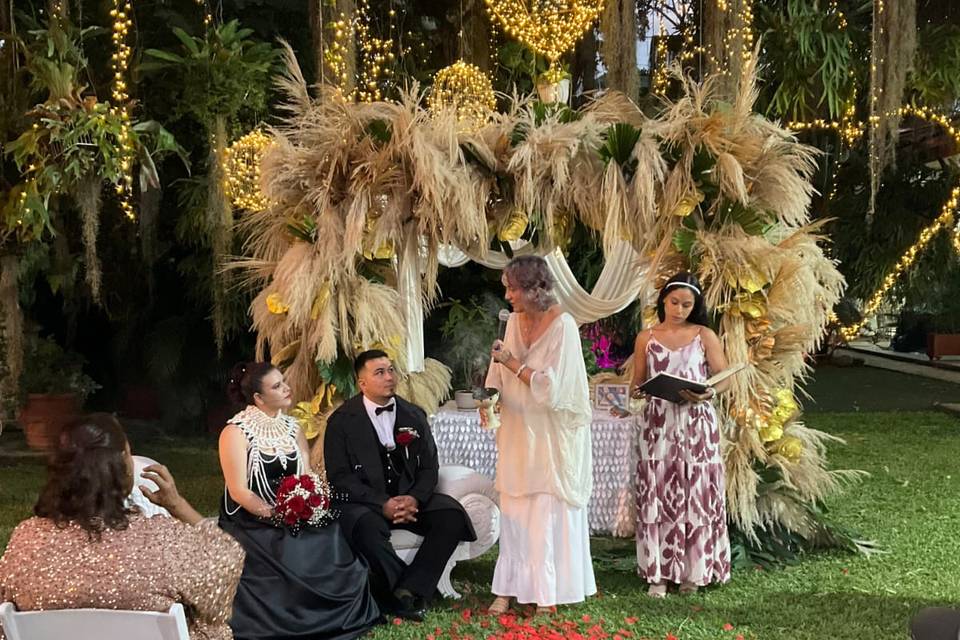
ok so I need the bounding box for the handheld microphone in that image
[497,309,511,341]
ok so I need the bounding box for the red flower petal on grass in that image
[582,615,591,622]
[722,623,734,631]
[625,617,639,625]
[480,620,490,629]
[736,636,745,640]
[392,617,403,625]
[461,609,473,621]
[666,634,679,640]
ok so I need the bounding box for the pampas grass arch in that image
[237,46,863,551]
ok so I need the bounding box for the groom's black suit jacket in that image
[324,393,477,542]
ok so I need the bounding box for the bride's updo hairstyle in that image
[227,361,276,406]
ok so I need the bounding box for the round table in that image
[431,408,638,537]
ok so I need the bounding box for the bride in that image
[218,361,381,640]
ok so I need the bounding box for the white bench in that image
[389,465,500,599]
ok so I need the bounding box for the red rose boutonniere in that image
[395,426,420,458]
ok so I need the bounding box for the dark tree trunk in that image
[571,28,598,108]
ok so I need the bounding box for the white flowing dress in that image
[485,311,597,606]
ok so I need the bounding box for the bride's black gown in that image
[219,450,381,640]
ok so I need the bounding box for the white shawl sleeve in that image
[528,314,592,429]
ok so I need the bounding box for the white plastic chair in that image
[0,602,190,640]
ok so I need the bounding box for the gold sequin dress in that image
[0,514,244,640]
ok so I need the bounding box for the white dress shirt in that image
[363,395,397,450]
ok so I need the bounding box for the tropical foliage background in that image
[0,0,958,559]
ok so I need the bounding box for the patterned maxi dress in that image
[635,333,731,586]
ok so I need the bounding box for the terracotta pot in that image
[19,393,82,451]
[926,333,960,360]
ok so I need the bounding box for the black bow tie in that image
[375,404,395,415]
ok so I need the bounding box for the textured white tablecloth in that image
[431,408,637,537]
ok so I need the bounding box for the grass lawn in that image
[1,366,959,639]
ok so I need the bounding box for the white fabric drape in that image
[437,240,651,324]
[398,227,425,372]
[402,238,651,371]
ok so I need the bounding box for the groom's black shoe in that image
[390,589,427,622]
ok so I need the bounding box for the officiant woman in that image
[483,255,596,615]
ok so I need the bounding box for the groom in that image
[325,349,476,621]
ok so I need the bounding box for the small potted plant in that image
[438,296,502,408]
[18,332,100,450]
[536,65,571,105]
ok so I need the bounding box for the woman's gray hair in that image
[504,256,557,312]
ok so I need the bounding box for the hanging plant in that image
[3,15,182,301]
[142,20,279,349]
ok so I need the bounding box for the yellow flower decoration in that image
[363,242,395,261]
[758,420,784,443]
[270,340,300,368]
[266,293,290,315]
[310,282,332,320]
[776,436,804,462]
[774,388,799,415]
[724,291,767,318]
[670,189,705,217]
[358,336,402,362]
[551,210,573,251]
[290,382,339,439]
[290,401,321,439]
[724,266,770,294]
[498,209,528,242]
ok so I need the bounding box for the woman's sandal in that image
[647,583,668,599]
[535,605,556,616]
[679,582,699,595]
[488,596,513,614]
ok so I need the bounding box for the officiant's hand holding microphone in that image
[478,311,512,429]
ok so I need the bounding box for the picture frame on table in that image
[594,383,629,411]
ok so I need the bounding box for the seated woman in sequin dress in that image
[218,362,381,640]
[0,413,244,640]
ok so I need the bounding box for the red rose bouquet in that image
[272,472,337,535]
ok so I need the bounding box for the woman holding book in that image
[629,272,731,597]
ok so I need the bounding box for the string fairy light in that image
[224,129,273,211]
[325,12,353,92]
[324,1,400,102]
[356,0,395,102]
[195,0,212,29]
[483,0,605,70]
[651,3,669,96]
[109,0,135,221]
[802,104,960,341]
[839,187,958,341]
[428,61,496,129]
